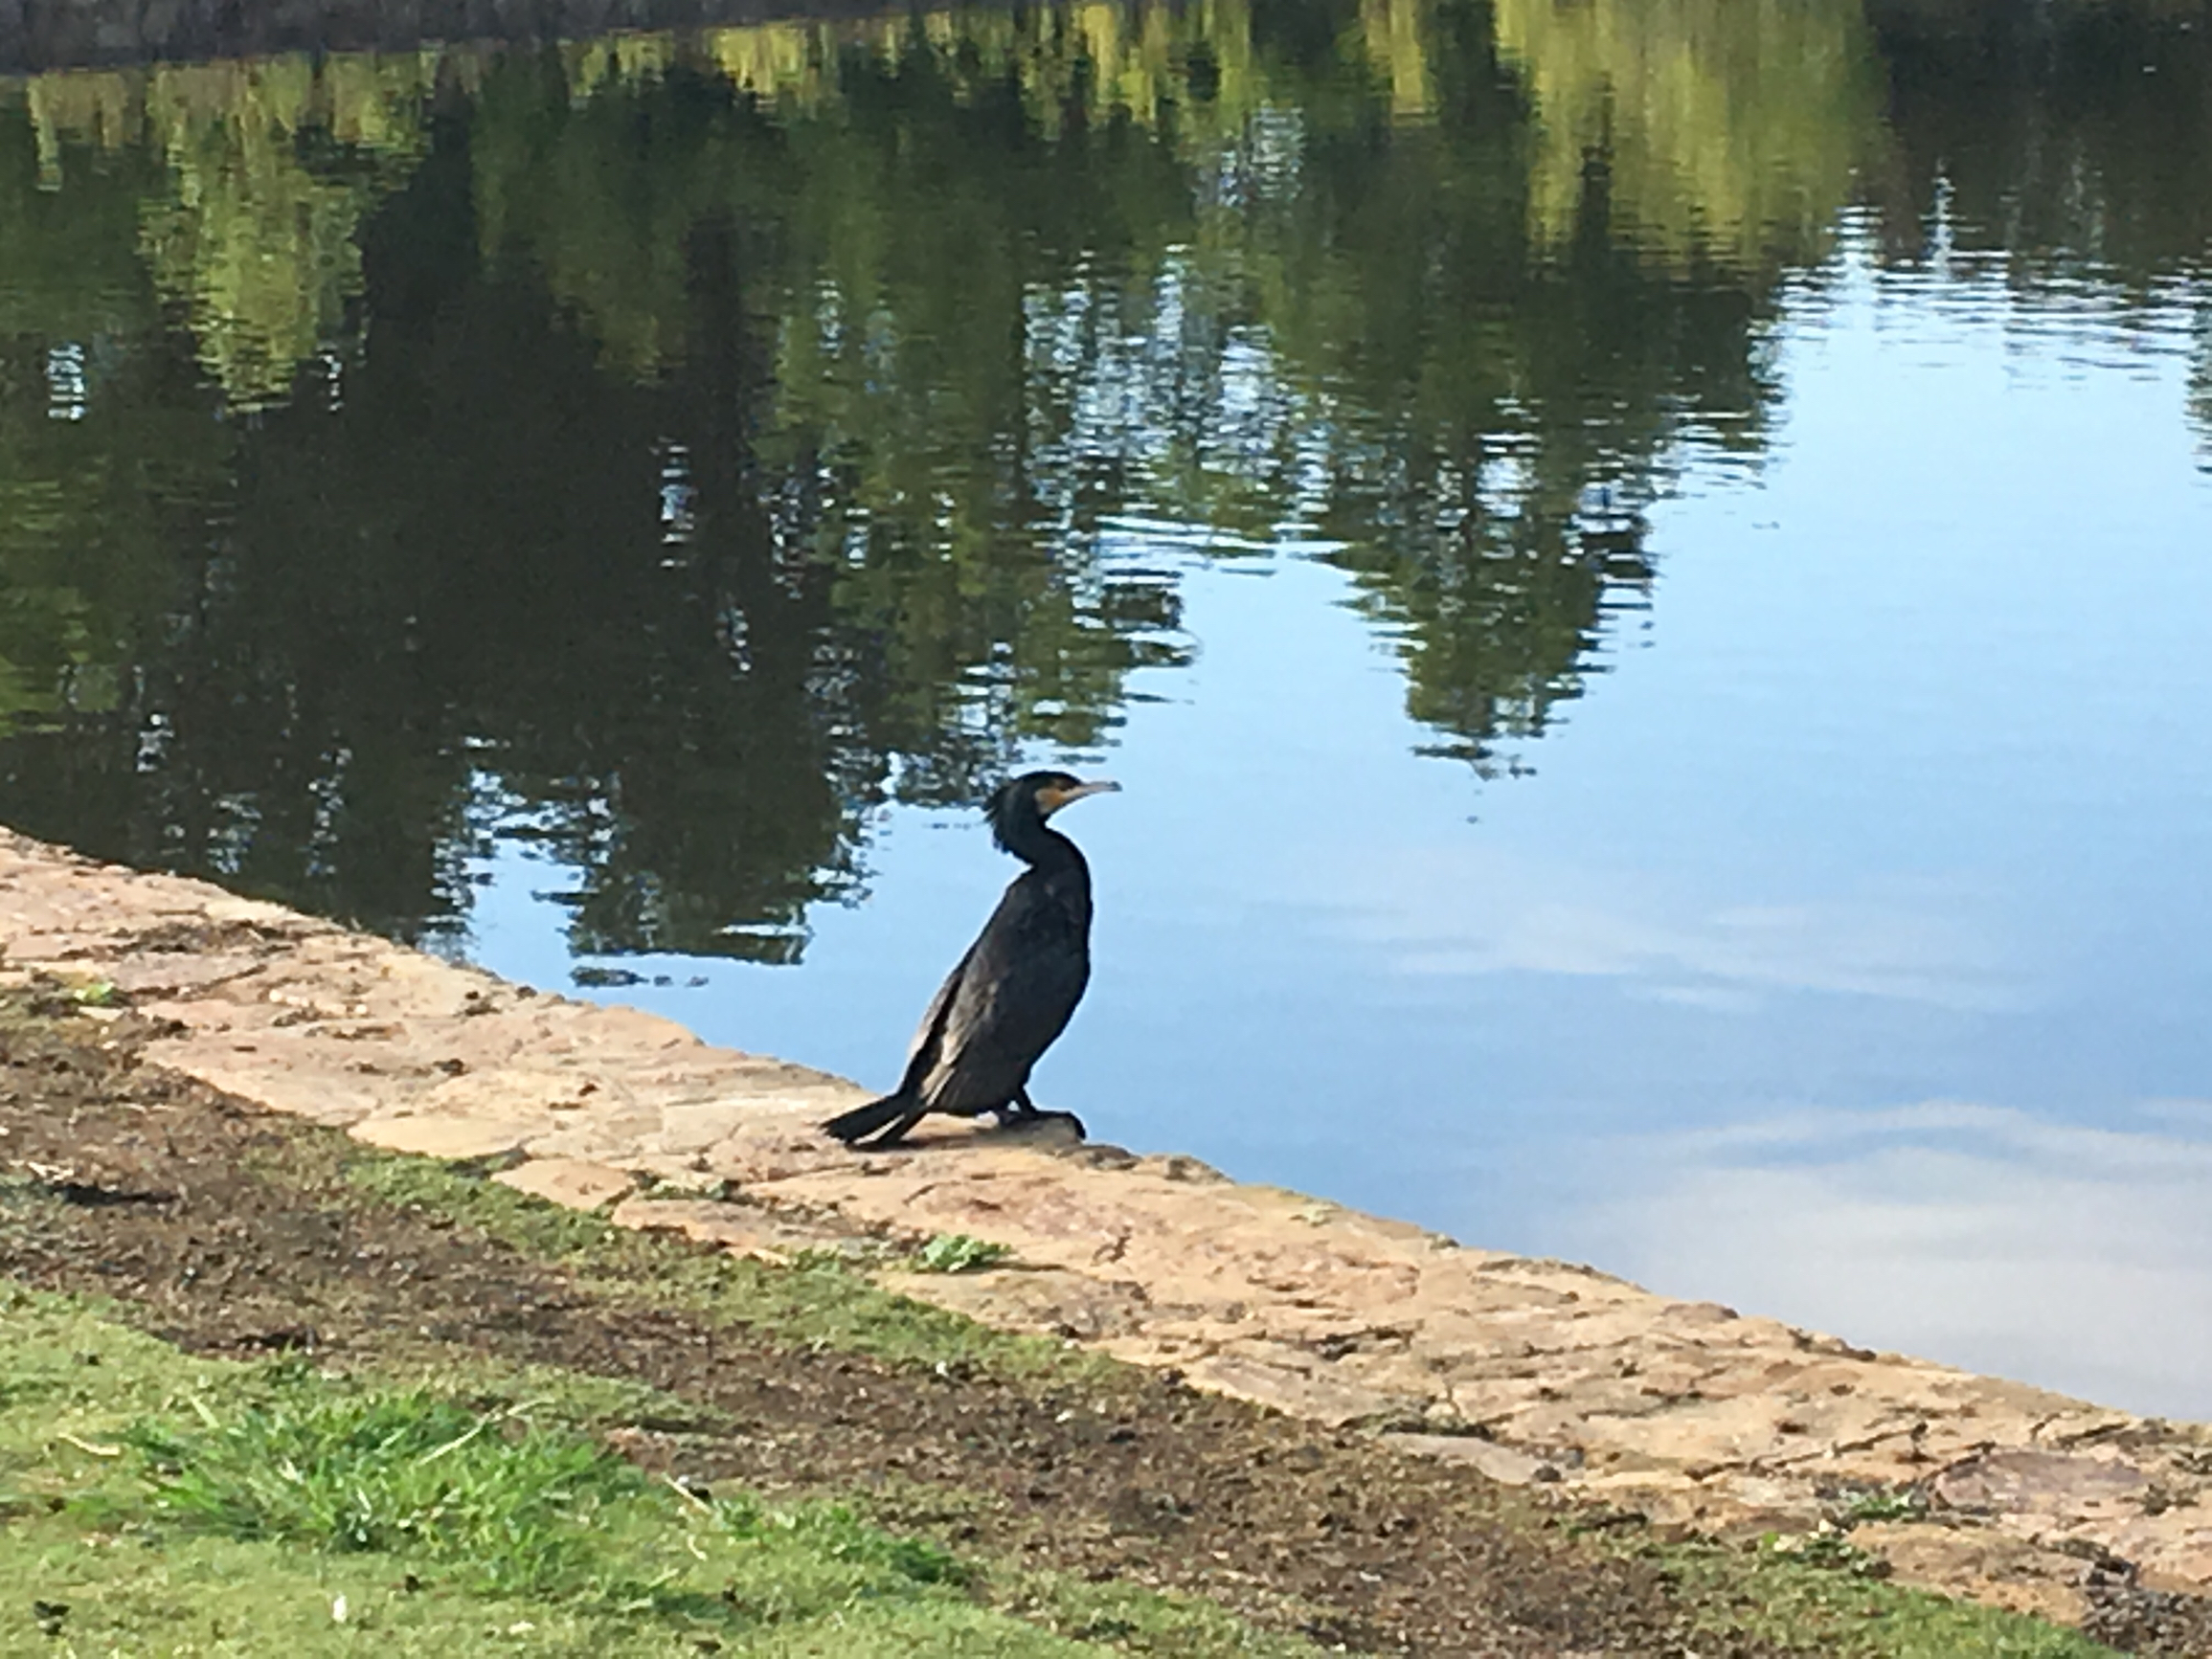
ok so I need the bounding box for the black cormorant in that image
[820,771,1118,1149]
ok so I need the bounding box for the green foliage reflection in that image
[1864,0,2212,467]
[2,0,2204,955]
[1495,0,1878,274]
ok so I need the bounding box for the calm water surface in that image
[6,0,2212,1414]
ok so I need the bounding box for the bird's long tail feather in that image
[820,1092,915,1146]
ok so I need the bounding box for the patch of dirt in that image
[2,1004,2202,1658]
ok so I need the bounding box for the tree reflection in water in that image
[0,0,2202,955]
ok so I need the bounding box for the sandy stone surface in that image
[6,827,2210,1628]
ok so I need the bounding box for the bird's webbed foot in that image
[991,1089,1085,1142]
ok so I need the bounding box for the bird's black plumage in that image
[821,771,1117,1149]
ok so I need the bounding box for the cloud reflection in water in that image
[1334,842,2029,1014]
[1567,1102,2212,1420]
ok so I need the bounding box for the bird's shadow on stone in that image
[850,1111,1089,1155]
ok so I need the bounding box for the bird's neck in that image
[1003,817,1085,878]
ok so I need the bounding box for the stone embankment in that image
[4,826,2208,1631]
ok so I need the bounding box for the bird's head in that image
[987,770,1119,850]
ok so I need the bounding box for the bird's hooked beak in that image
[1038,778,1120,816]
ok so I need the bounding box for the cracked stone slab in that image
[6,824,2212,1630]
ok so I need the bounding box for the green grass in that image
[123,1390,647,1592]
[1635,1532,2121,1659]
[0,1281,1318,1657]
[906,1234,1017,1274]
[1835,1486,1931,1526]
[0,1284,2114,1659]
[340,1152,1114,1388]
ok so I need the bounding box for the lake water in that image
[5,0,2212,1417]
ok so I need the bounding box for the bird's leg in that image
[987,1088,1041,1126]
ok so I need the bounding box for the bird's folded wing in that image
[906,943,976,1070]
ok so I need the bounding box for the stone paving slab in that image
[4,827,2209,1629]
